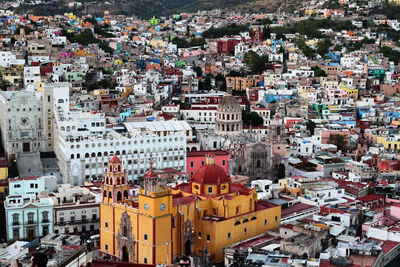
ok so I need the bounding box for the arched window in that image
[85,153,89,158]
[71,154,75,159]
[123,225,128,237]
[108,192,112,199]
[124,190,128,199]
[243,219,249,223]
[251,216,257,221]
[256,160,261,168]
[77,154,80,159]
[234,221,241,226]
[98,152,102,157]
[117,191,122,202]
[103,190,107,197]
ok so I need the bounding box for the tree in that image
[316,38,332,56]
[312,66,327,77]
[195,66,203,77]
[203,75,212,90]
[0,80,11,91]
[242,110,264,126]
[243,51,269,74]
[262,26,271,39]
[306,120,316,135]
[329,134,347,151]
[380,46,400,63]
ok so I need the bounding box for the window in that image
[42,211,48,222]
[105,244,108,251]
[144,234,148,241]
[208,187,213,194]
[222,160,226,166]
[105,222,108,228]
[144,258,147,264]
[264,219,267,226]
[206,234,210,242]
[198,232,202,239]
[12,214,19,225]
[28,213,34,224]
[190,161,194,168]
[275,216,278,222]
[244,228,247,234]
[227,232,231,239]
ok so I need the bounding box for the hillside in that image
[18,0,305,18]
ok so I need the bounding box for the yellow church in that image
[100,154,281,265]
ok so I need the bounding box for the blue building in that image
[358,107,371,119]
[265,92,292,104]
[5,176,57,241]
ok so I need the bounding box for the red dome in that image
[144,162,158,178]
[110,155,121,163]
[191,164,229,184]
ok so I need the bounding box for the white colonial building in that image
[0,83,69,161]
[54,105,192,185]
[51,184,101,235]
[5,176,57,242]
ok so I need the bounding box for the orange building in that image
[100,154,281,264]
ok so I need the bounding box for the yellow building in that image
[0,155,8,202]
[100,154,281,264]
[377,136,400,151]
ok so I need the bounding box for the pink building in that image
[186,150,230,177]
[321,130,351,146]
[60,52,73,59]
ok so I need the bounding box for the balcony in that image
[42,219,49,223]
[12,222,19,226]
[26,220,35,225]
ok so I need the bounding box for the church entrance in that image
[184,240,191,256]
[23,143,30,152]
[122,246,129,262]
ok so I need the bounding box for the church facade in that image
[100,155,281,264]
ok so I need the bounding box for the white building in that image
[180,107,216,124]
[51,184,100,235]
[5,176,56,242]
[0,83,69,160]
[24,66,41,86]
[0,51,25,67]
[54,108,192,184]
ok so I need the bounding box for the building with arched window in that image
[5,176,56,242]
[100,154,281,265]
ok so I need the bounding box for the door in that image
[23,143,30,152]
[184,240,191,256]
[122,246,129,262]
[27,228,35,240]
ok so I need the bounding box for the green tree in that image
[316,38,332,56]
[262,26,271,39]
[195,66,203,77]
[0,80,11,91]
[242,110,264,126]
[243,51,269,74]
[312,66,327,77]
[306,120,316,135]
[329,134,347,151]
[380,46,400,63]
[203,75,212,90]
